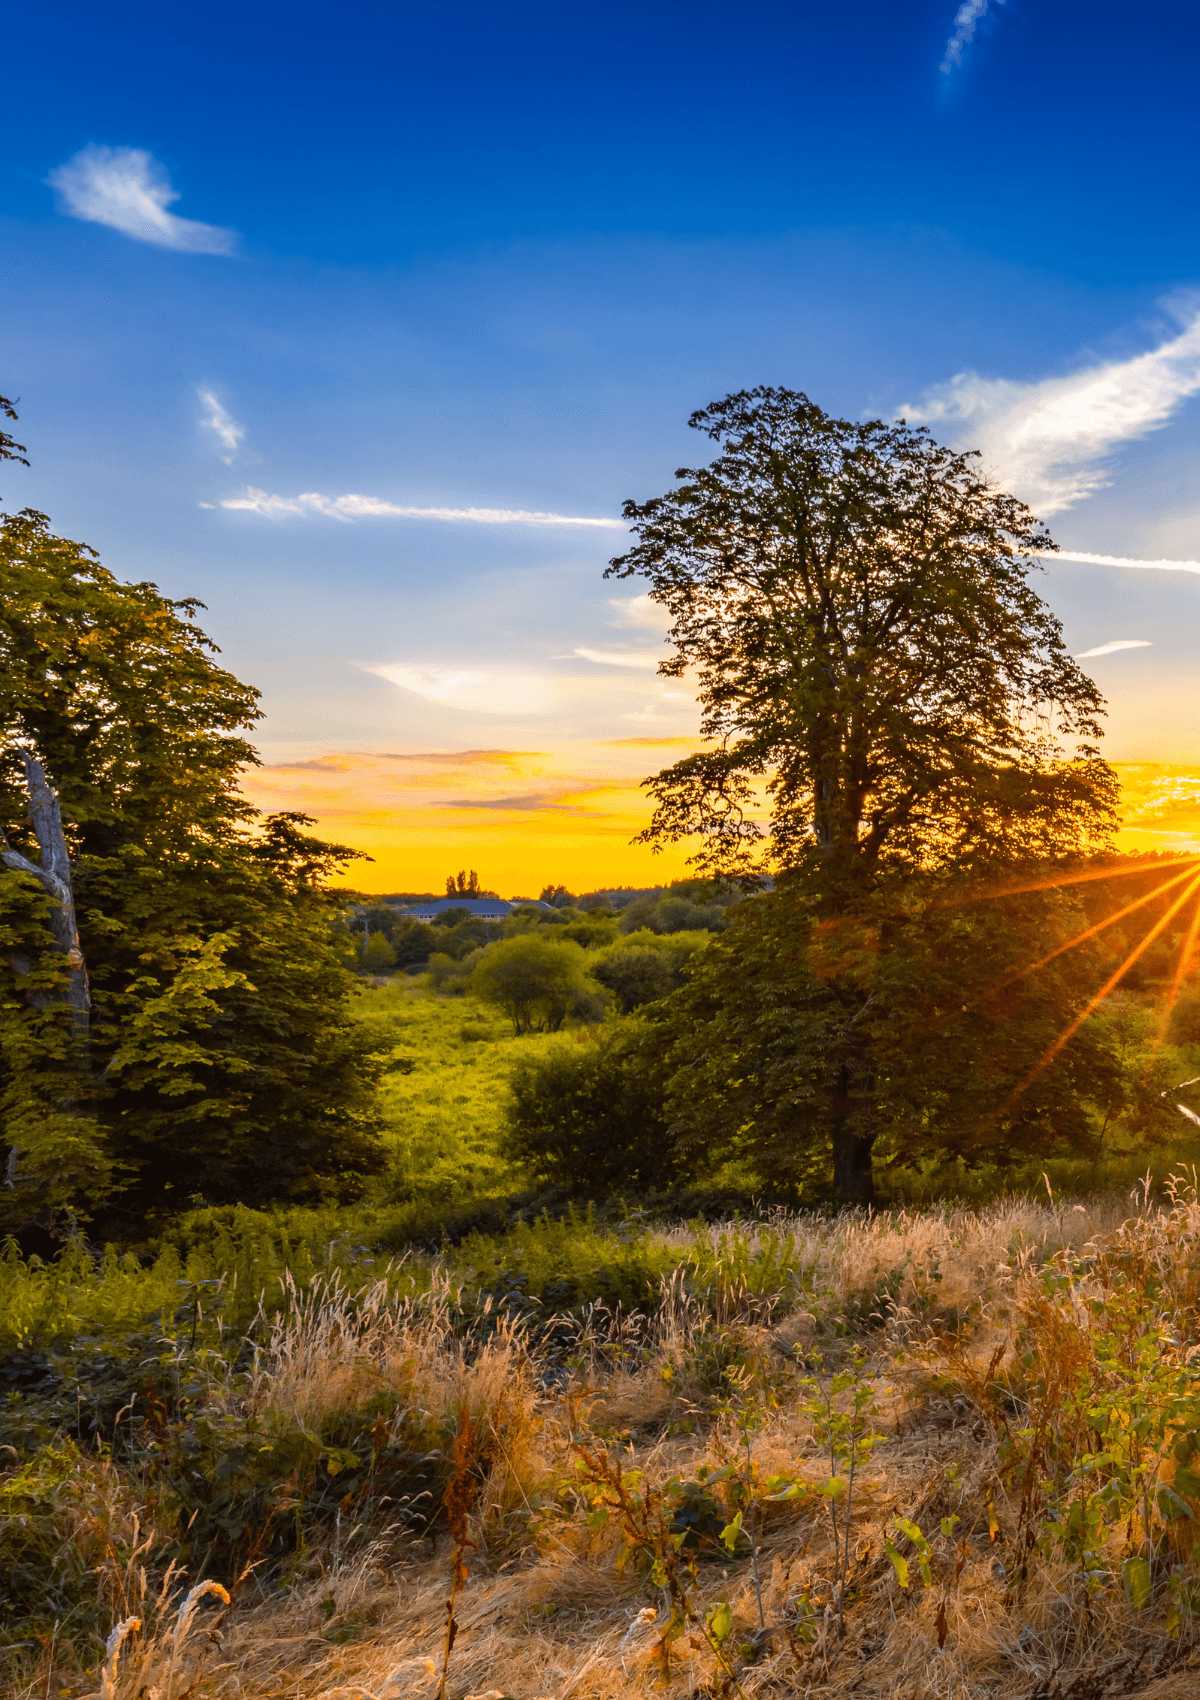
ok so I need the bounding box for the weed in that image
[566,1422,748,1694]
[436,1405,479,1700]
[792,1350,886,1636]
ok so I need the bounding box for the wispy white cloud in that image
[1074,640,1153,659]
[609,593,672,630]
[358,655,691,720]
[572,647,660,668]
[940,0,1002,75]
[47,145,237,255]
[1041,549,1200,575]
[363,663,557,715]
[220,487,626,528]
[905,303,1200,514]
[197,388,244,461]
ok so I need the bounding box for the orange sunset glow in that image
[240,739,707,892]
[240,750,1200,894]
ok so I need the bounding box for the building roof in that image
[404,897,553,920]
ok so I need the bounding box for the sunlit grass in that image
[356,978,570,1203]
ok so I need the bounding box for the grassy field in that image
[6,980,1200,1699]
[364,979,565,1204]
[6,1182,1200,1699]
[358,977,1200,1220]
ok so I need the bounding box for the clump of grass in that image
[94,1580,231,1700]
[0,1440,154,1657]
[152,1267,540,1579]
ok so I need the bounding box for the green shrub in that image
[427,948,483,994]
[391,916,436,968]
[590,930,708,1013]
[159,1390,446,1577]
[502,1021,681,1193]
[360,930,398,973]
[456,1205,677,1312]
[616,890,730,934]
[470,934,598,1035]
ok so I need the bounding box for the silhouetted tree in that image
[610,389,1118,1200]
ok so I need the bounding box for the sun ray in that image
[1157,887,1200,1042]
[954,855,1198,908]
[987,868,1200,1129]
[988,861,1200,997]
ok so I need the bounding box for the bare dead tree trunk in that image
[0,747,90,1044]
[0,748,92,1192]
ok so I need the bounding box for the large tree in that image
[608,388,1116,895]
[0,502,383,1232]
[609,389,1120,1200]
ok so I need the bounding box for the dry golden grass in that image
[14,1182,1200,1700]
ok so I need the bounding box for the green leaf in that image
[884,1536,910,1588]
[1156,1485,1196,1522]
[706,1601,732,1646]
[1174,1466,1200,1500]
[586,1507,610,1534]
[894,1516,930,1555]
[1123,1555,1152,1610]
[766,1478,807,1502]
[719,1512,744,1553]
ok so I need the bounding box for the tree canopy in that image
[503,1020,683,1194]
[608,388,1116,897]
[605,388,1129,1202]
[0,507,383,1231]
[0,394,29,488]
[656,873,1175,1201]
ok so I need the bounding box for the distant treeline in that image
[341,878,737,976]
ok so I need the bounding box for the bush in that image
[361,931,397,973]
[591,930,708,1013]
[470,935,598,1034]
[391,916,435,969]
[427,948,483,995]
[435,915,504,958]
[617,890,730,935]
[502,1021,680,1193]
[456,1205,677,1311]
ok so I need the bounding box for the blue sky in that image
[4,0,1200,884]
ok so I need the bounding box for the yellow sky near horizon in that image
[241,740,704,894]
[1111,764,1200,855]
[239,747,1200,896]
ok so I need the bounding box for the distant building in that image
[402,897,553,924]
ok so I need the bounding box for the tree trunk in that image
[1,748,92,1195]
[830,1063,875,1204]
[1,746,90,1043]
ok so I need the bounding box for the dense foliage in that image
[469,933,599,1034]
[590,929,708,1013]
[0,510,383,1231]
[657,866,1186,1199]
[502,1020,683,1193]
